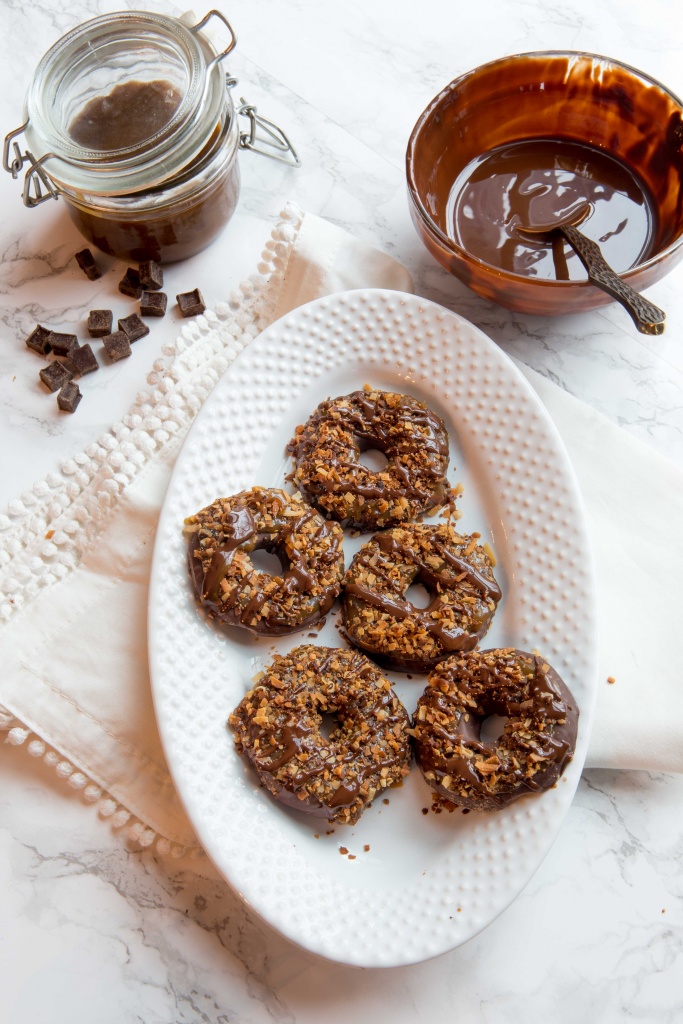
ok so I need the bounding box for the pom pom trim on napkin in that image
[0,203,307,853]
[0,713,196,856]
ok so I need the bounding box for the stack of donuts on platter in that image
[184,386,578,825]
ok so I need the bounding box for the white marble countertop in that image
[1,0,682,1020]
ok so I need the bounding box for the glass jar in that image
[3,10,275,262]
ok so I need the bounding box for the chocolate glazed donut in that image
[286,388,450,530]
[413,648,579,811]
[341,522,501,672]
[229,645,413,824]
[184,487,344,636]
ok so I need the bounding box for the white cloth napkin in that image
[0,205,680,851]
[518,366,683,774]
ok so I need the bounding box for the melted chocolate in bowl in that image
[447,138,655,280]
[407,52,683,314]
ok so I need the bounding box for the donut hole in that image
[318,712,338,741]
[405,582,433,609]
[249,547,284,577]
[480,714,509,745]
[357,446,389,472]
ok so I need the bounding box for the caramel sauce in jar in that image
[12,11,241,263]
[61,77,240,262]
[63,155,240,264]
[68,80,183,151]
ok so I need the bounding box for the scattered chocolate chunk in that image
[25,324,52,356]
[176,288,206,317]
[87,309,113,337]
[67,343,99,376]
[57,380,82,413]
[75,248,102,280]
[139,259,163,290]
[119,267,141,298]
[39,361,73,393]
[46,331,79,357]
[118,312,150,342]
[140,290,167,317]
[102,330,132,362]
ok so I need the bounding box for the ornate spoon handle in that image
[562,224,666,336]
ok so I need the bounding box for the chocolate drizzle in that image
[185,488,344,636]
[341,523,501,671]
[229,645,413,824]
[344,581,469,652]
[375,530,502,602]
[287,389,450,530]
[413,648,579,811]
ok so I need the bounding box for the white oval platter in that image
[148,288,597,967]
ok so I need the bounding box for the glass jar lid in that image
[21,9,236,196]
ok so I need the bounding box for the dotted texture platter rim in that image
[148,289,597,967]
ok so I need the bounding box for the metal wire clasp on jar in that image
[3,9,299,263]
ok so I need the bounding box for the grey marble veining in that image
[2,744,682,1023]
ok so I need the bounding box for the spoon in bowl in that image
[520,203,666,335]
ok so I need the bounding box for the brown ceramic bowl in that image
[406,51,683,315]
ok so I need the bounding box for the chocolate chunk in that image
[57,380,82,413]
[176,288,206,317]
[46,331,79,357]
[119,268,141,298]
[140,290,167,317]
[87,309,113,337]
[139,260,163,290]
[75,248,102,280]
[25,324,52,356]
[67,343,99,376]
[118,313,150,342]
[102,330,132,362]
[39,362,73,393]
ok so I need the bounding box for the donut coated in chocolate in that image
[341,522,501,672]
[185,487,344,636]
[229,645,413,824]
[286,388,450,530]
[413,648,579,811]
